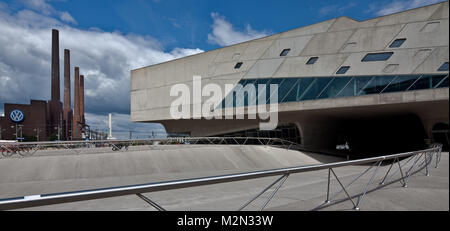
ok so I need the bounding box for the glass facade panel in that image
[359,76,396,95]
[244,79,257,106]
[337,76,373,97]
[221,74,448,108]
[361,52,394,62]
[266,78,284,104]
[299,78,333,101]
[254,78,271,105]
[408,75,431,91]
[282,78,314,102]
[382,75,418,93]
[273,78,299,103]
[433,75,449,88]
[317,77,352,99]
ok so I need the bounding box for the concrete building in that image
[131,2,449,156]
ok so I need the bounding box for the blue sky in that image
[3,0,445,51]
[0,0,446,139]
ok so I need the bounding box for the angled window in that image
[389,38,406,48]
[336,66,350,74]
[306,57,319,65]
[438,62,449,72]
[234,62,243,69]
[361,52,394,62]
[280,49,291,57]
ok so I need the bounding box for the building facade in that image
[131,2,449,155]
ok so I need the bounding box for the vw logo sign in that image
[10,109,24,123]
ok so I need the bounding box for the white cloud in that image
[372,0,444,16]
[19,0,78,24]
[0,2,204,138]
[59,11,77,24]
[21,0,54,15]
[207,13,269,47]
[318,2,357,17]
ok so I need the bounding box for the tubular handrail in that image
[0,137,304,158]
[0,144,442,211]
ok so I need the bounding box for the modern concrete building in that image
[131,2,449,156]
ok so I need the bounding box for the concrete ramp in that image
[0,145,341,198]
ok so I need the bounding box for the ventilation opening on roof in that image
[389,38,406,48]
[421,21,440,32]
[438,62,449,72]
[362,52,394,62]
[336,66,350,74]
[306,57,318,65]
[280,49,291,57]
[234,62,243,69]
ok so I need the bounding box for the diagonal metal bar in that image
[397,158,406,187]
[380,159,395,185]
[355,160,383,210]
[330,169,356,208]
[404,153,423,187]
[260,174,289,211]
[383,154,417,184]
[325,168,331,203]
[330,162,376,202]
[136,193,166,211]
[238,175,287,211]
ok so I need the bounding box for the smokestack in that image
[64,49,71,110]
[73,67,80,139]
[80,75,85,124]
[63,49,72,139]
[51,29,60,101]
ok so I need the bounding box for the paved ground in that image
[0,145,447,211]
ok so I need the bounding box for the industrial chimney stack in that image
[73,67,81,140]
[48,29,63,140]
[51,29,60,102]
[80,75,85,124]
[63,49,73,140]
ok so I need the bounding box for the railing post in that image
[325,168,331,204]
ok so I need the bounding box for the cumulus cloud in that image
[207,13,269,47]
[0,2,203,139]
[371,0,444,16]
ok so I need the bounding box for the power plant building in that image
[131,2,449,155]
[0,29,86,141]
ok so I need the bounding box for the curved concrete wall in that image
[0,145,335,185]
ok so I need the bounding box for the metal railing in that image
[0,137,303,158]
[0,144,443,211]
